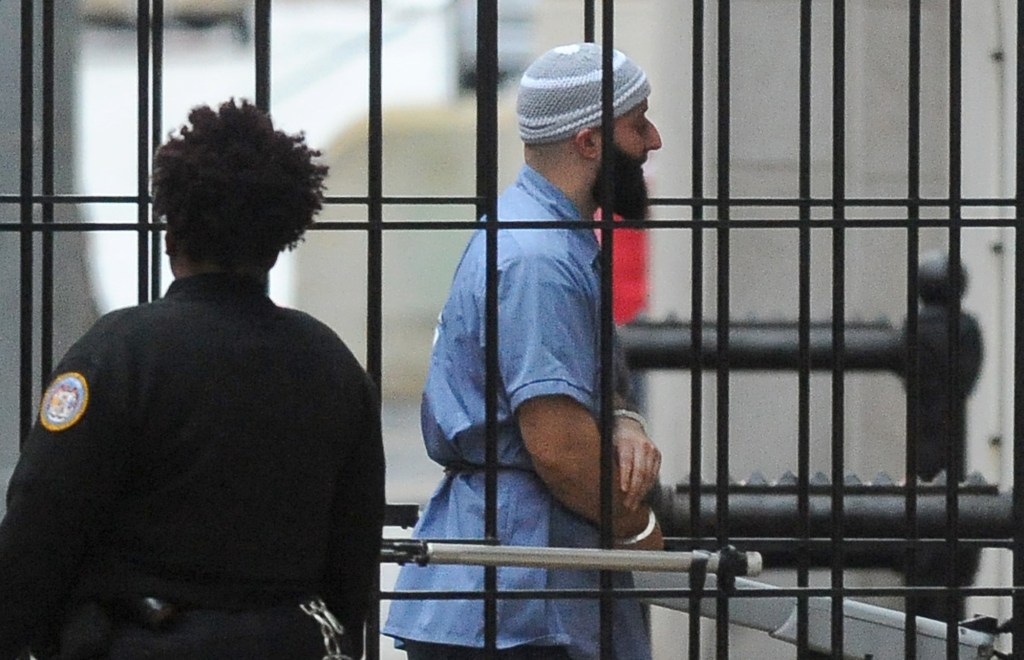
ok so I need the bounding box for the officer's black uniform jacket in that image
[0,273,386,658]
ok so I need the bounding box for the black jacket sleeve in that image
[325,374,386,659]
[0,332,130,658]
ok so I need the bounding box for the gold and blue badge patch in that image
[39,372,90,432]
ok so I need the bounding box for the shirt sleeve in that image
[496,248,598,414]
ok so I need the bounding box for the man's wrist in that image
[613,408,649,436]
[616,509,657,546]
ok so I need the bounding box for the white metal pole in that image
[423,544,763,576]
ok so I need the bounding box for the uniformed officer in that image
[0,99,385,660]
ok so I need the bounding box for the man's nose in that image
[647,123,663,152]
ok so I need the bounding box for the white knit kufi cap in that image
[517,43,650,145]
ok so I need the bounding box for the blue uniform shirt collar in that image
[516,164,584,222]
[510,165,599,265]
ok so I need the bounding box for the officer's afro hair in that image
[152,99,328,268]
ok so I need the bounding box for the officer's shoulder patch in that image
[39,372,90,432]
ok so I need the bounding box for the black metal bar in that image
[715,1,731,657]
[9,214,1019,230]
[651,478,1008,541]
[619,320,904,372]
[12,193,1021,209]
[150,0,164,301]
[19,0,35,445]
[598,10,617,659]
[620,305,983,464]
[689,2,705,657]
[945,1,964,650]
[135,0,150,304]
[644,195,1019,209]
[366,0,383,421]
[364,3,384,658]
[6,214,1017,233]
[797,0,812,656]
[904,0,922,653]
[476,0,499,653]
[831,1,847,655]
[1015,0,1024,650]
[254,0,270,112]
[647,195,1021,208]
[40,0,54,381]
[584,0,595,43]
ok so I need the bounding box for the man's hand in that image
[518,395,663,549]
[613,414,661,512]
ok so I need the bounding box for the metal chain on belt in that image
[300,598,351,660]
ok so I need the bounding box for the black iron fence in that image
[3,1,1022,659]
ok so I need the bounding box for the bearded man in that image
[384,43,664,660]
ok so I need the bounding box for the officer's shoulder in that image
[75,297,200,348]
[276,306,351,348]
[53,305,150,369]
[79,304,148,340]
[275,304,331,328]
[284,310,366,373]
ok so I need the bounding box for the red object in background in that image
[595,213,649,325]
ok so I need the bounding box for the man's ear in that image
[572,127,602,161]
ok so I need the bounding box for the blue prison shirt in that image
[382,165,652,660]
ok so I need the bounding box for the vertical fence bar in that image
[945,0,964,652]
[40,0,54,381]
[598,4,617,658]
[364,2,384,658]
[366,2,384,418]
[150,0,164,300]
[584,0,595,44]
[477,0,499,653]
[254,0,270,112]
[135,0,150,304]
[19,0,35,445]
[830,0,847,656]
[1014,0,1024,649]
[715,1,731,657]
[796,0,812,657]
[904,0,922,656]
[688,1,705,657]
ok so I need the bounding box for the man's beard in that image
[591,145,649,221]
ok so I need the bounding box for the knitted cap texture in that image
[517,43,650,145]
